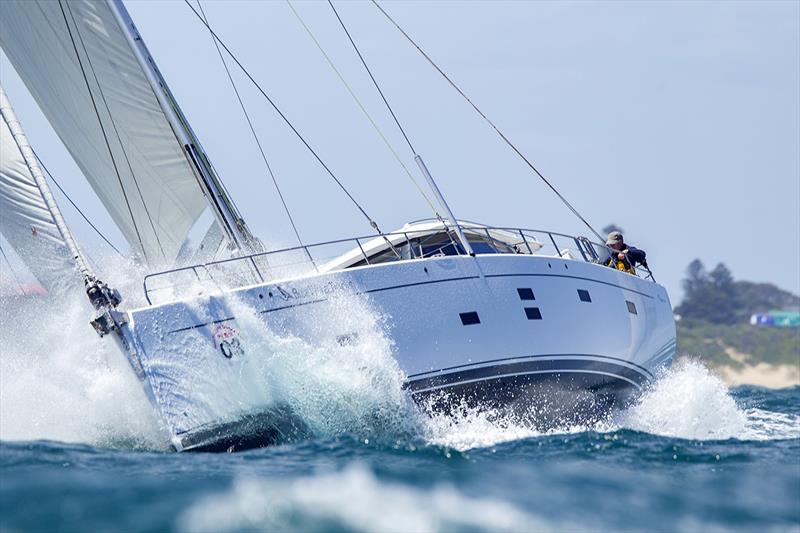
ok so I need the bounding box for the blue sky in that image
[1,0,798,303]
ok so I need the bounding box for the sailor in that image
[604,231,646,274]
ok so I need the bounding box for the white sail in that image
[0,87,79,294]
[0,0,211,265]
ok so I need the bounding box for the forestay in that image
[0,87,78,294]
[0,0,209,265]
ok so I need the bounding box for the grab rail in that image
[142,223,655,305]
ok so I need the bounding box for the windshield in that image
[348,230,516,268]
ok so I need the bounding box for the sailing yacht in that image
[0,0,675,451]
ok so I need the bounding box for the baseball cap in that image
[606,231,623,246]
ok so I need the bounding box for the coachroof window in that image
[348,231,516,268]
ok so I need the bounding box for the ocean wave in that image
[0,283,167,450]
[416,360,800,452]
[616,359,749,440]
[176,463,550,533]
[2,272,797,453]
[613,360,799,442]
[213,286,413,439]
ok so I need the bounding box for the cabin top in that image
[141,219,654,306]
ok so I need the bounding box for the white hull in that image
[0,1,674,453]
[119,253,675,451]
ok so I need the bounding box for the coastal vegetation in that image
[674,260,799,369]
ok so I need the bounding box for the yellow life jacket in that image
[615,260,636,275]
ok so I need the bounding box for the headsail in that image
[0,86,81,294]
[0,0,246,266]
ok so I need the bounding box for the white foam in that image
[168,283,414,440]
[0,277,167,449]
[239,291,410,438]
[616,360,749,440]
[618,360,800,441]
[415,360,800,451]
[417,398,590,452]
[3,253,796,452]
[420,406,544,451]
[0,250,414,449]
[177,464,548,533]
[738,408,800,441]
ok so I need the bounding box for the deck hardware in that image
[415,155,474,256]
[548,233,560,256]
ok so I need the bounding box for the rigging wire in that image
[181,0,386,236]
[196,0,307,251]
[326,0,460,251]
[57,0,150,262]
[286,0,439,217]
[0,240,27,295]
[370,0,605,242]
[327,1,416,156]
[62,0,167,261]
[32,149,124,257]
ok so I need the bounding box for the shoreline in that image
[674,353,799,389]
[713,362,799,389]
[716,347,799,389]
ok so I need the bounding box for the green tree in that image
[683,259,707,294]
[734,281,800,318]
[708,263,739,324]
[710,263,734,289]
[676,259,798,325]
[677,261,739,324]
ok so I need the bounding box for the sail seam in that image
[108,1,253,254]
[56,0,149,262]
[62,0,168,261]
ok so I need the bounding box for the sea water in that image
[1,280,798,532]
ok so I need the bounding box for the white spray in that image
[183,283,415,439]
[1,257,796,451]
[0,253,167,449]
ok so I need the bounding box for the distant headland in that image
[674,259,799,388]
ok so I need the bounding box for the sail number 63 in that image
[212,324,244,359]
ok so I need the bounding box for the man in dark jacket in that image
[604,231,646,273]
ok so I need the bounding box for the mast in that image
[1,84,122,332]
[107,0,261,255]
[0,86,92,279]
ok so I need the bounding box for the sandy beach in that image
[712,348,800,389]
[715,362,800,389]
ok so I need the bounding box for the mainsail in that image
[0,86,81,294]
[0,0,236,265]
